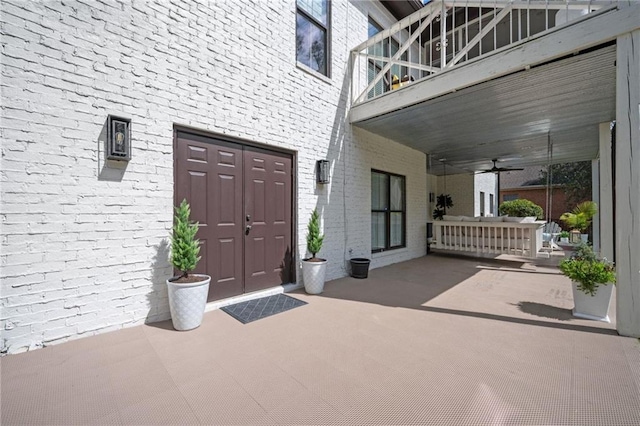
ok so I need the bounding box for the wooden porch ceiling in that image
[353,44,616,176]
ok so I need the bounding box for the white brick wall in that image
[431,173,496,217]
[474,173,497,216]
[0,0,426,353]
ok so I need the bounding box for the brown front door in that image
[243,147,292,293]
[175,131,293,301]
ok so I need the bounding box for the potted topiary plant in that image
[559,242,616,322]
[560,201,597,243]
[301,209,327,294]
[558,231,570,243]
[167,199,211,331]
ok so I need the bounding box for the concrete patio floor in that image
[2,254,640,425]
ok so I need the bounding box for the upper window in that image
[372,170,406,253]
[503,194,519,202]
[296,0,330,76]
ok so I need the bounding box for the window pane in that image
[390,175,404,210]
[297,0,327,25]
[371,172,388,210]
[372,212,387,250]
[296,13,327,75]
[390,213,403,247]
[368,17,382,38]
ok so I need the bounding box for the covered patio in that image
[351,0,640,337]
[2,255,639,425]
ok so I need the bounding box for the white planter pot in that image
[560,237,569,243]
[167,274,211,331]
[571,281,613,322]
[302,259,327,294]
[580,234,589,243]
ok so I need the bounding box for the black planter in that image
[350,258,371,279]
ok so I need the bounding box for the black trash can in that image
[350,258,371,279]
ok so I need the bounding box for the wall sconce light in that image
[107,115,131,161]
[316,160,330,184]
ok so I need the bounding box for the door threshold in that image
[204,282,303,313]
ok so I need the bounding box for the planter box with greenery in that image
[560,201,597,243]
[167,199,211,331]
[302,209,327,294]
[559,242,615,322]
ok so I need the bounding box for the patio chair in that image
[542,221,562,250]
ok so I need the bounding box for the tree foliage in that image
[498,199,543,219]
[170,199,201,278]
[306,209,324,259]
[532,161,592,206]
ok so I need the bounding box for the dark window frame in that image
[296,0,331,78]
[371,169,406,253]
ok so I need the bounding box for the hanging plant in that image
[433,194,453,220]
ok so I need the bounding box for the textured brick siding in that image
[0,1,426,353]
[500,187,569,222]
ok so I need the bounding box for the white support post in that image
[615,29,640,338]
[591,159,600,255]
[598,122,614,261]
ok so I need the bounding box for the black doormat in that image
[220,294,307,324]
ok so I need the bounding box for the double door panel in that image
[175,131,292,301]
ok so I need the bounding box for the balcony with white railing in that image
[350,0,616,108]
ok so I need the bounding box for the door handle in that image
[245,225,252,235]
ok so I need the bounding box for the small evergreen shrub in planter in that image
[167,199,211,331]
[302,209,327,294]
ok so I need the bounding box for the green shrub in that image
[498,199,543,219]
[306,209,324,259]
[559,243,615,296]
[170,199,202,279]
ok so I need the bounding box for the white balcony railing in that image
[351,0,615,106]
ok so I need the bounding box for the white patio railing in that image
[351,0,615,105]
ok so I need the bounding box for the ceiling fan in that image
[480,159,524,174]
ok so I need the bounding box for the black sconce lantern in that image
[107,115,131,161]
[316,160,330,184]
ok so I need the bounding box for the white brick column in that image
[615,29,640,338]
[598,122,614,261]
